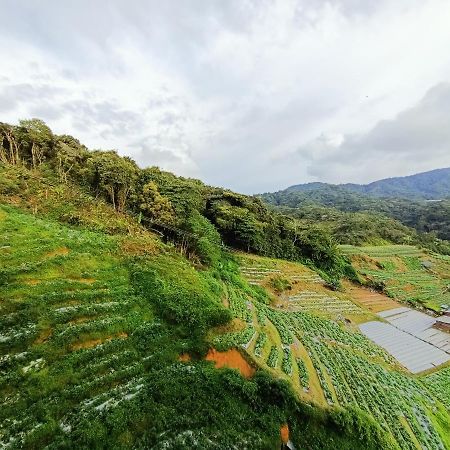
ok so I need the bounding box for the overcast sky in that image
[1,0,450,193]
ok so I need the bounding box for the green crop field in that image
[340,245,450,311]
[212,253,450,449]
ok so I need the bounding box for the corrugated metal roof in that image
[436,316,450,325]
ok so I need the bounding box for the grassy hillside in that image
[1,204,395,449]
[1,119,450,449]
[0,119,355,283]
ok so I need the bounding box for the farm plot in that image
[345,283,399,313]
[340,244,423,258]
[225,294,448,448]
[238,253,326,287]
[226,284,253,324]
[423,366,450,411]
[288,312,448,449]
[240,266,281,285]
[341,245,450,311]
[306,340,446,450]
[287,290,363,315]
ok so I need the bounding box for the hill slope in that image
[261,170,450,243]
[1,119,450,449]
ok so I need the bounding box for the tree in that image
[17,119,54,168]
[0,123,20,165]
[139,181,176,225]
[89,151,138,212]
[54,135,89,183]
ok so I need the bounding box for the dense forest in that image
[261,183,450,249]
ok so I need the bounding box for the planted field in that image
[0,206,156,447]
[423,366,450,410]
[345,282,399,312]
[213,253,450,448]
[287,291,363,315]
[238,253,367,320]
[341,245,450,311]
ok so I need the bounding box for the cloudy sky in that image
[1,0,450,193]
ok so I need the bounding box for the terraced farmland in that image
[287,291,362,315]
[238,253,367,319]
[215,253,450,448]
[341,245,450,311]
[222,296,450,448]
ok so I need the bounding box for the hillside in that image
[285,168,450,200]
[1,119,450,449]
[261,172,450,243]
[0,198,391,449]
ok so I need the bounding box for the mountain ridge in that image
[282,167,450,200]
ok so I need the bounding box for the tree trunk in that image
[31,142,36,169]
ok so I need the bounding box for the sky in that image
[1,0,450,193]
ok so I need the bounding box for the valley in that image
[0,120,449,449]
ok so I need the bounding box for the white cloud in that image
[0,0,450,192]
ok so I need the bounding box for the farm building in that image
[434,316,450,332]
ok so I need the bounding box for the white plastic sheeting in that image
[360,321,450,373]
[378,307,450,353]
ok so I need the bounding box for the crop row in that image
[253,332,267,357]
[301,337,444,449]
[227,285,253,323]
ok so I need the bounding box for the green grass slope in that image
[0,205,395,449]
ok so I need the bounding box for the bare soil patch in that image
[345,283,399,313]
[70,332,128,351]
[280,424,289,444]
[205,348,255,378]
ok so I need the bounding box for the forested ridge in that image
[261,179,450,249]
[282,168,450,200]
[0,119,357,282]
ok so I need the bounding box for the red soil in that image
[280,424,289,444]
[205,348,255,378]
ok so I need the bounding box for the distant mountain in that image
[260,168,450,242]
[284,167,450,200]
